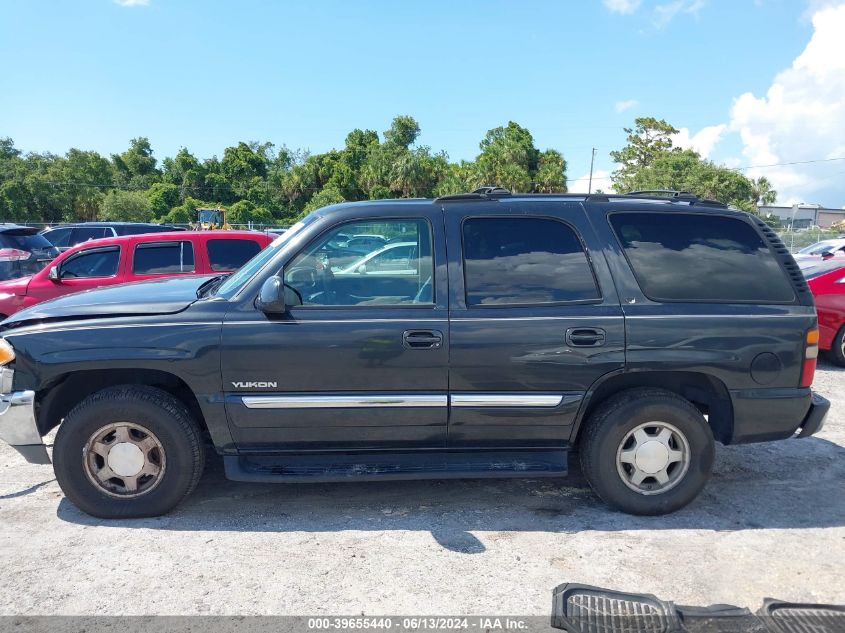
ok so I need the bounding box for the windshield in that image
[215,220,309,297]
[799,241,841,255]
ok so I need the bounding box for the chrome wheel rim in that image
[83,423,166,498]
[615,421,690,495]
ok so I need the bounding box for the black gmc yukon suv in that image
[0,189,830,518]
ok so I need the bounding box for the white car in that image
[796,238,845,258]
[337,241,420,275]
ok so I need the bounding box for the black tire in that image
[579,388,714,516]
[53,385,205,519]
[830,325,845,367]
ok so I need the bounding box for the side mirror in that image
[48,266,60,282]
[356,264,367,274]
[256,275,286,314]
[821,251,834,260]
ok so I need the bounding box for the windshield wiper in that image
[196,274,230,298]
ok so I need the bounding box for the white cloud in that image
[568,170,616,194]
[615,99,638,113]
[653,0,706,28]
[603,0,642,14]
[672,124,727,158]
[729,3,845,204]
[114,0,150,6]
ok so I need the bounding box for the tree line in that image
[0,115,776,227]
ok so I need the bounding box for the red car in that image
[805,260,845,365]
[0,230,273,319]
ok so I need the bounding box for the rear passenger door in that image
[444,201,625,448]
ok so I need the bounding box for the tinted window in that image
[60,247,120,278]
[610,213,796,303]
[118,224,179,236]
[462,217,599,306]
[207,239,262,272]
[0,231,60,281]
[42,227,72,248]
[70,227,110,244]
[285,219,433,306]
[133,241,195,275]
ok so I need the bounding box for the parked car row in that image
[0,229,273,318]
[40,222,186,252]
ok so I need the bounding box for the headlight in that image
[0,339,14,366]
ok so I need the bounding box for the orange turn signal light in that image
[0,339,13,366]
[806,329,820,346]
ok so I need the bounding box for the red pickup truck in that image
[0,230,273,319]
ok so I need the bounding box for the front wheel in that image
[579,388,714,515]
[53,385,205,519]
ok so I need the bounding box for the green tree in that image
[610,117,679,192]
[383,115,420,149]
[147,182,181,218]
[112,137,161,190]
[100,190,153,222]
[618,148,755,209]
[534,149,568,193]
[476,121,539,191]
[750,176,777,210]
[63,149,113,221]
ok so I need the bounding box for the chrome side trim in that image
[451,394,565,408]
[242,394,448,409]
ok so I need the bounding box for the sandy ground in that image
[0,362,843,616]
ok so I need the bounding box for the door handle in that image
[403,330,443,350]
[565,327,606,347]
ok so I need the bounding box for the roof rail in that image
[435,186,512,202]
[625,189,727,208]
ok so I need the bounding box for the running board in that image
[224,449,568,483]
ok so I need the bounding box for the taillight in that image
[0,248,32,262]
[800,328,819,388]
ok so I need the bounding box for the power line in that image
[733,156,845,170]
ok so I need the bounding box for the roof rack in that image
[624,189,728,208]
[435,186,512,202]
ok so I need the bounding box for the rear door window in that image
[462,217,600,305]
[42,227,72,248]
[207,239,262,272]
[60,247,120,278]
[70,227,110,245]
[609,212,796,303]
[133,241,195,275]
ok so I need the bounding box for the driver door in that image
[220,210,449,452]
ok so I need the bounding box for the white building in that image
[759,204,845,229]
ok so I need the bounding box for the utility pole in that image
[587,147,597,194]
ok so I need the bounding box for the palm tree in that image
[750,176,777,211]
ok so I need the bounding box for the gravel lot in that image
[1,362,843,616]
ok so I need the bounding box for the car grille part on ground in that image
[551,584,845,633]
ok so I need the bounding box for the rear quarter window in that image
[133,241,195,275]
[207,239,262,271]
[609,212,796,303]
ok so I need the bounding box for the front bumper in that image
[0,368,49,464]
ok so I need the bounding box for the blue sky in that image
[2,0,843,205]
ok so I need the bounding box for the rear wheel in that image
[579,388,714,515]
[53,385,205,519]
[830,325,845,366]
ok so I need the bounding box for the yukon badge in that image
[232,381,278,389]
